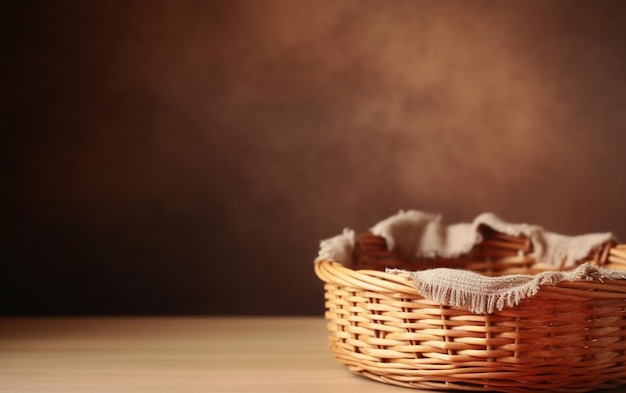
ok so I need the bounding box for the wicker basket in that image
[315,224,626,392]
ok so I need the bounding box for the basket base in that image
[335,353,626,393]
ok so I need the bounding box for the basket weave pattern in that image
[315,231,626,392]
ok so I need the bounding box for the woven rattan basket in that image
[315,214,626,392]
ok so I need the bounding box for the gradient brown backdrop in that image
[3,0,626,315]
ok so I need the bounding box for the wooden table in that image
[0,317,623,393]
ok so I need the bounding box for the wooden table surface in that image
[0,317,624,393]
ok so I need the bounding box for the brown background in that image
[3,0,626,315]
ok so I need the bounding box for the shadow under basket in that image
[314,230,626,392]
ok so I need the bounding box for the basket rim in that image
[315,257,626,314]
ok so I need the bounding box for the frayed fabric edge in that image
[387,263,626,314]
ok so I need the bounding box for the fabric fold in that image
[387,263,626,314]
[370,210,614,268]
[316,228,355,266]
[316,210,620,312]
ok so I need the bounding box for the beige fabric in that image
[317,210,615,268]
[317,228,355,266]
[317,210,620,314]
[388,263,626,314]
[371,210,614,268]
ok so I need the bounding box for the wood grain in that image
[0,317,623,393]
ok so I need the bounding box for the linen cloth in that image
[317,210,622,313]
